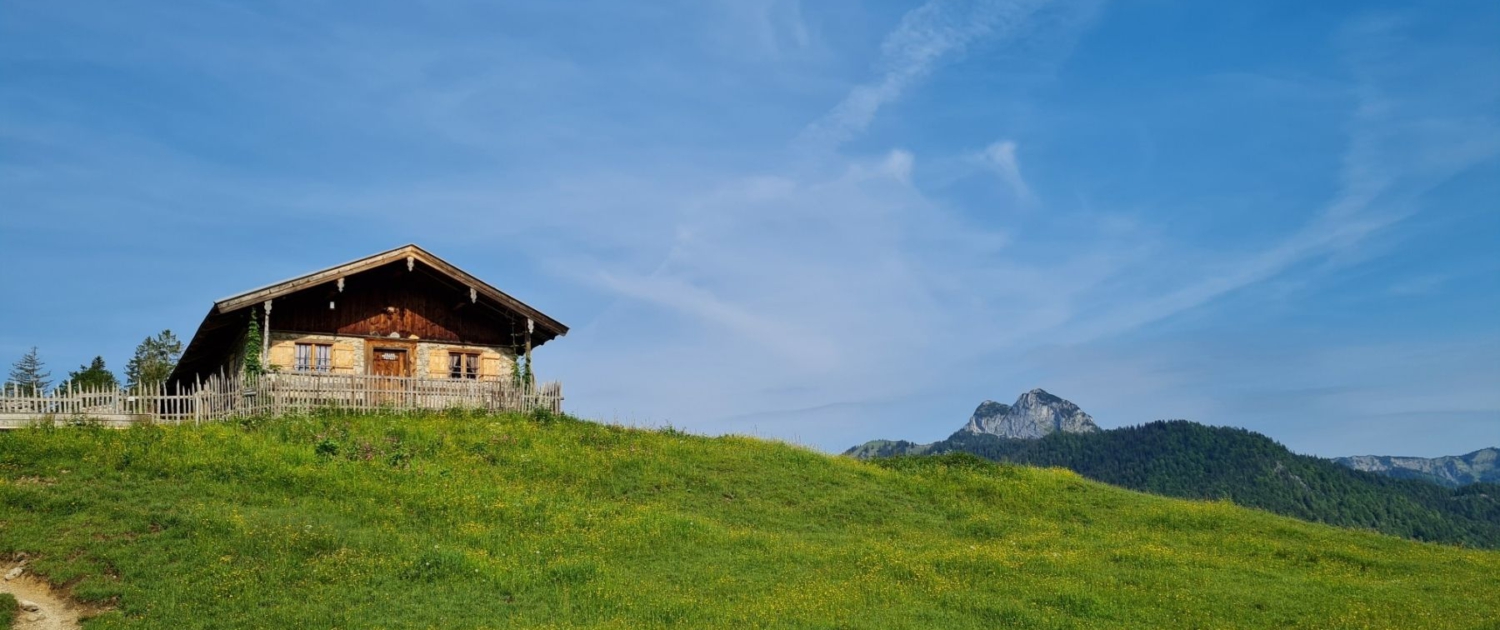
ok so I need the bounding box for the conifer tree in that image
[57,356,119,391]
[6,347,51,395]
[125,330,183,390]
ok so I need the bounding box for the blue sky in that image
[2,0,1496,457]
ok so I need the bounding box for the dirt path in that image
[1,562,86,630]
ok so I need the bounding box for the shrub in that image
[314,436,340,458]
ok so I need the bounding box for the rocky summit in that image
[844,389,1099,458]
[959,388,1100,439]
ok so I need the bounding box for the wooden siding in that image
[267,261,519,346]
[213,244,567,338]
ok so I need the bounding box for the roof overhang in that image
[212,244,567,336]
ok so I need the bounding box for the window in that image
[449,352,480,379]
[295,343,333,372]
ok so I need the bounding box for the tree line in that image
[4,331,182,395]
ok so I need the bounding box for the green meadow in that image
[0,411,1495,629]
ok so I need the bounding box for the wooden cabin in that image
[170,245,567,385]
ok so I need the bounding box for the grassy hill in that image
[1,412,1497,629]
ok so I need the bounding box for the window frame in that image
[294,342,334,372]
[315,344,332,372]
[449,351,481,380]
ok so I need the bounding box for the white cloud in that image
[799,0,1056,150]
[981,140,1035,203]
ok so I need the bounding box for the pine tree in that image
[56,356,119,391]
[7,347,52,395]
[125,330,183,390]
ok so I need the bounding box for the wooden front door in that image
[369,346,410,406]
[370,347,410,377]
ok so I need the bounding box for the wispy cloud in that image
[273,4,1498,450]
[1053,15,1500,344]
[591,270,840,368]
[980,140,1035,203]
[799,0,1055,150]
[710,0,814,59]
[3,2,1496,458]
[1386,273,1452,296]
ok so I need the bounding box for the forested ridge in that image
[905,420,1500,548]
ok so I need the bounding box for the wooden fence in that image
[0,373,562,428]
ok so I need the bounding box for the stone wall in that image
[267,332,364,374]
[415,342,514,379]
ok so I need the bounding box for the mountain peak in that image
[959,389,1099,439]
[973,399,1010,416]
[960,400,1011,434]
[1022,388,1064,404]
[848,389,1101,461]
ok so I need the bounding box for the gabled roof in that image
[169,244,567,383]
[210,244,567,335]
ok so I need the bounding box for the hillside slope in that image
[1,412,1497,629]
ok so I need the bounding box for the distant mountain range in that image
[1335,448,1499,488]
[846,389,1500,548]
